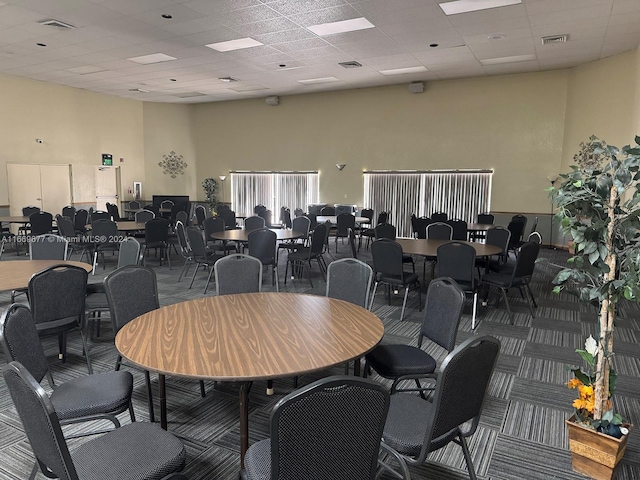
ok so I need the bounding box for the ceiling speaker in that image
[265,95,279,106]
[408,82,424,94]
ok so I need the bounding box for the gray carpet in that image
[0,239,638,480]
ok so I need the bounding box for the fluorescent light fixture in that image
[219,77,238,82]
[439,0,521,15]
[307,17,374,36]
[128,88,149,93]
[206,37,263,52]
[127,53,176,65]
[66,65,106,75]
[480,53,536,65]
[297,77,340,85]
[379,66,428,76]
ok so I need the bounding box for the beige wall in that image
[193,70,569,213]
[142,102,197,202]
[0,73,144,207]
[561,50,639,171]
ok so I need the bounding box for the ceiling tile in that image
[231,16,299,37]
[286,5,364,27]
[265,0,349,17]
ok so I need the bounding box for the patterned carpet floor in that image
[0,239,638,480]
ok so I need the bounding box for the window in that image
[231,172,319,218]
[364,170,492,237]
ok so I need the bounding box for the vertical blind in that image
[231,172,319,218]
[364,171,492,237]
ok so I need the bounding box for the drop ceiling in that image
[0,0,639,104]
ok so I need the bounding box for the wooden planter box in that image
[566,416,629,480]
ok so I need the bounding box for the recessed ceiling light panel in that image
[439,0,521,15]
[307,17,374,36]
[480,53,536,65]
[127,53,177,65]
[339,61,363,68]
[206,38,263,52]
[379,66,428,76]
[219,77,239,83]
[297,77,340,85]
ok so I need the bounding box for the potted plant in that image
[551,136,637,479]
[202,177,218,212]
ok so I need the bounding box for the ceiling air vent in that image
[38,19,75,30]
[339,61,362,68]
[542,34,568,45]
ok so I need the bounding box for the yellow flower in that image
[567,378,582,389]
[579,384,594,399]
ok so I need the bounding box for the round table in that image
[210,228,302,242]
[395,238,502,257]
[0,216,30,223]
[114,221,147,232]
[0,260,93,291]
[317,215,369,225]
[115,292,384,469]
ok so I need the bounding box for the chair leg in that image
[79,329,93,375]
[203,266,215,294]
[370,282,379,310]
[200,380,206,397]
[459,434,478,480]
[274,265,279,292]
[525,282,538,308]
[522,284,536,318]
[128,400,136,422]
[400,286,410,321]
[498,286,513,324]
[188,262,199,289]
[145,370,155,423]
[472,292,478,329]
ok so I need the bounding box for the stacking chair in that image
[194,204,207,226]
[29,234,68,260]
[128,200,141,210]
[371,239,421,321]
[186,227,221,294]
[431,212,448,222]
[0,304,135,436]
[90,210,110,223]
[203,216,235,254]
[244,215,266,231]
[284,223,327,288]
[216,204,230,214]
[56,215,91,262]
[481,240,540,323]
[74,208,89,234]
[136,209,155,223]
[424,221,454,282]
[175,209,189,227]
[528,231,542,244]
[19,205,40,237]
[175,221,194,282]
[254,204,267,215]
[306,212,318,231]
[248,228,279,291]
[144,204,160,217]
[375,223,415,272]
[437,242,480,328]
[28,264,92,373]
[519,217,540,247]
[334,212,355,252]
[30,211,54,236]
[2,361,187,480]
[364,277,465,396]
[320,206,335,215]
[281,208,292,229]
[359,211,387,250]
[278,215,309,258]
[61,205,76,221]
[379,336,501,480]
[476,226,511,273]
[506,219,526,258]
[160,200,174,210]
[294,208,304,217]
[470,212,494,241]
[91,219,119,274]
[410,214,430,239]
[214,254,262,295]
[221,208,239,229]
[257,209,272,228]
[144,218,171,268]
[244,375,389,480]
[348,227,358,258]
[326,258,373,310]
[447,219,468,241]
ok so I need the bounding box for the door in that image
[95,166,120,211]
[40,165,72,215]
[7,164,43,217]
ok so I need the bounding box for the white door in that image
[95,166,120,211]
[40,165,72,216]
[7,164,43,217]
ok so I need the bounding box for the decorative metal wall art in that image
[159,151,187,178]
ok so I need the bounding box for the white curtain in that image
[231,172,318,218]
[364,171,492,237]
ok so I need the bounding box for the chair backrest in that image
[91,219,118,246]
[30,211,53,235]
[374,223,396,240]
[175,209,189,227]
[336,213,355,236]
[61,206,76,220]
[74,209,89,231]
[104,265,159,334]
[55,216,75,239]
[426,222,453,240]
[135,209,155,223]
[282,209,292,229]
[117,237,141,267]
[421,336,500,457]
[28,265,88,328]
[89,211,110,223]
[195,205,207,225]
[269,375,389,480]
[512,241,540,279]
[2,361,80,480]
[507,220,526,248]
[485,226,511,255]
[528,231,542,244]
[477,213,494,224]
[257,209,271,228]
[22,206,41,217]
[221,209,238,229]
[326,259,373,309]
[128,200,141,210]
[186,227,209,261]
[511,214,528,230]
[447,219,468,241]
[203,216,226,241]
[294,208,304,218]
[420,277,466,351]
[144,204,160,216]
[145,217,169,243]
[29,234,68,260]
[411,215,430,239]
[309,223,327,256]
[0,304,52,386]
[348,227,357,259]
[528,216,539,236]
[175,221,191,256]
[216,204,230,214]
[106,202,121,221]
[436,242,477,288]
[376,212,388,225]
[214,254,263,295]
[170,203,187,221]
[244,215,266,231]
[248,228,277,264]
[431,212,448,222]
[320,206,335,216]
[371,239,404,278]
[360,208,374,223]
[305,213,318,231]
[254,204,267,214]
[160,200,174,210]
[291,216,310,239]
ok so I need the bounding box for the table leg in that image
[353,357,362,377]
[159,374,167,430]
[239,382,251,470]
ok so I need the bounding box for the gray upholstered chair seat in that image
[72,422,186,480]
[383,393,434,457]
[365,345,436,378]
[244,438,271,480]
[51,370,133,419]
[376,271,419,286]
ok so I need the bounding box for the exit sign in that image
[102,154,113,166]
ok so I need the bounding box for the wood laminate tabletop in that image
[316,215,369,224]
[0,260,93,291]
[210,228,301,242]
[115,292,384,468]
[87,221,146,232]
[0,216,30,223]
[396,238,502,257]
[466,223,496,232]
